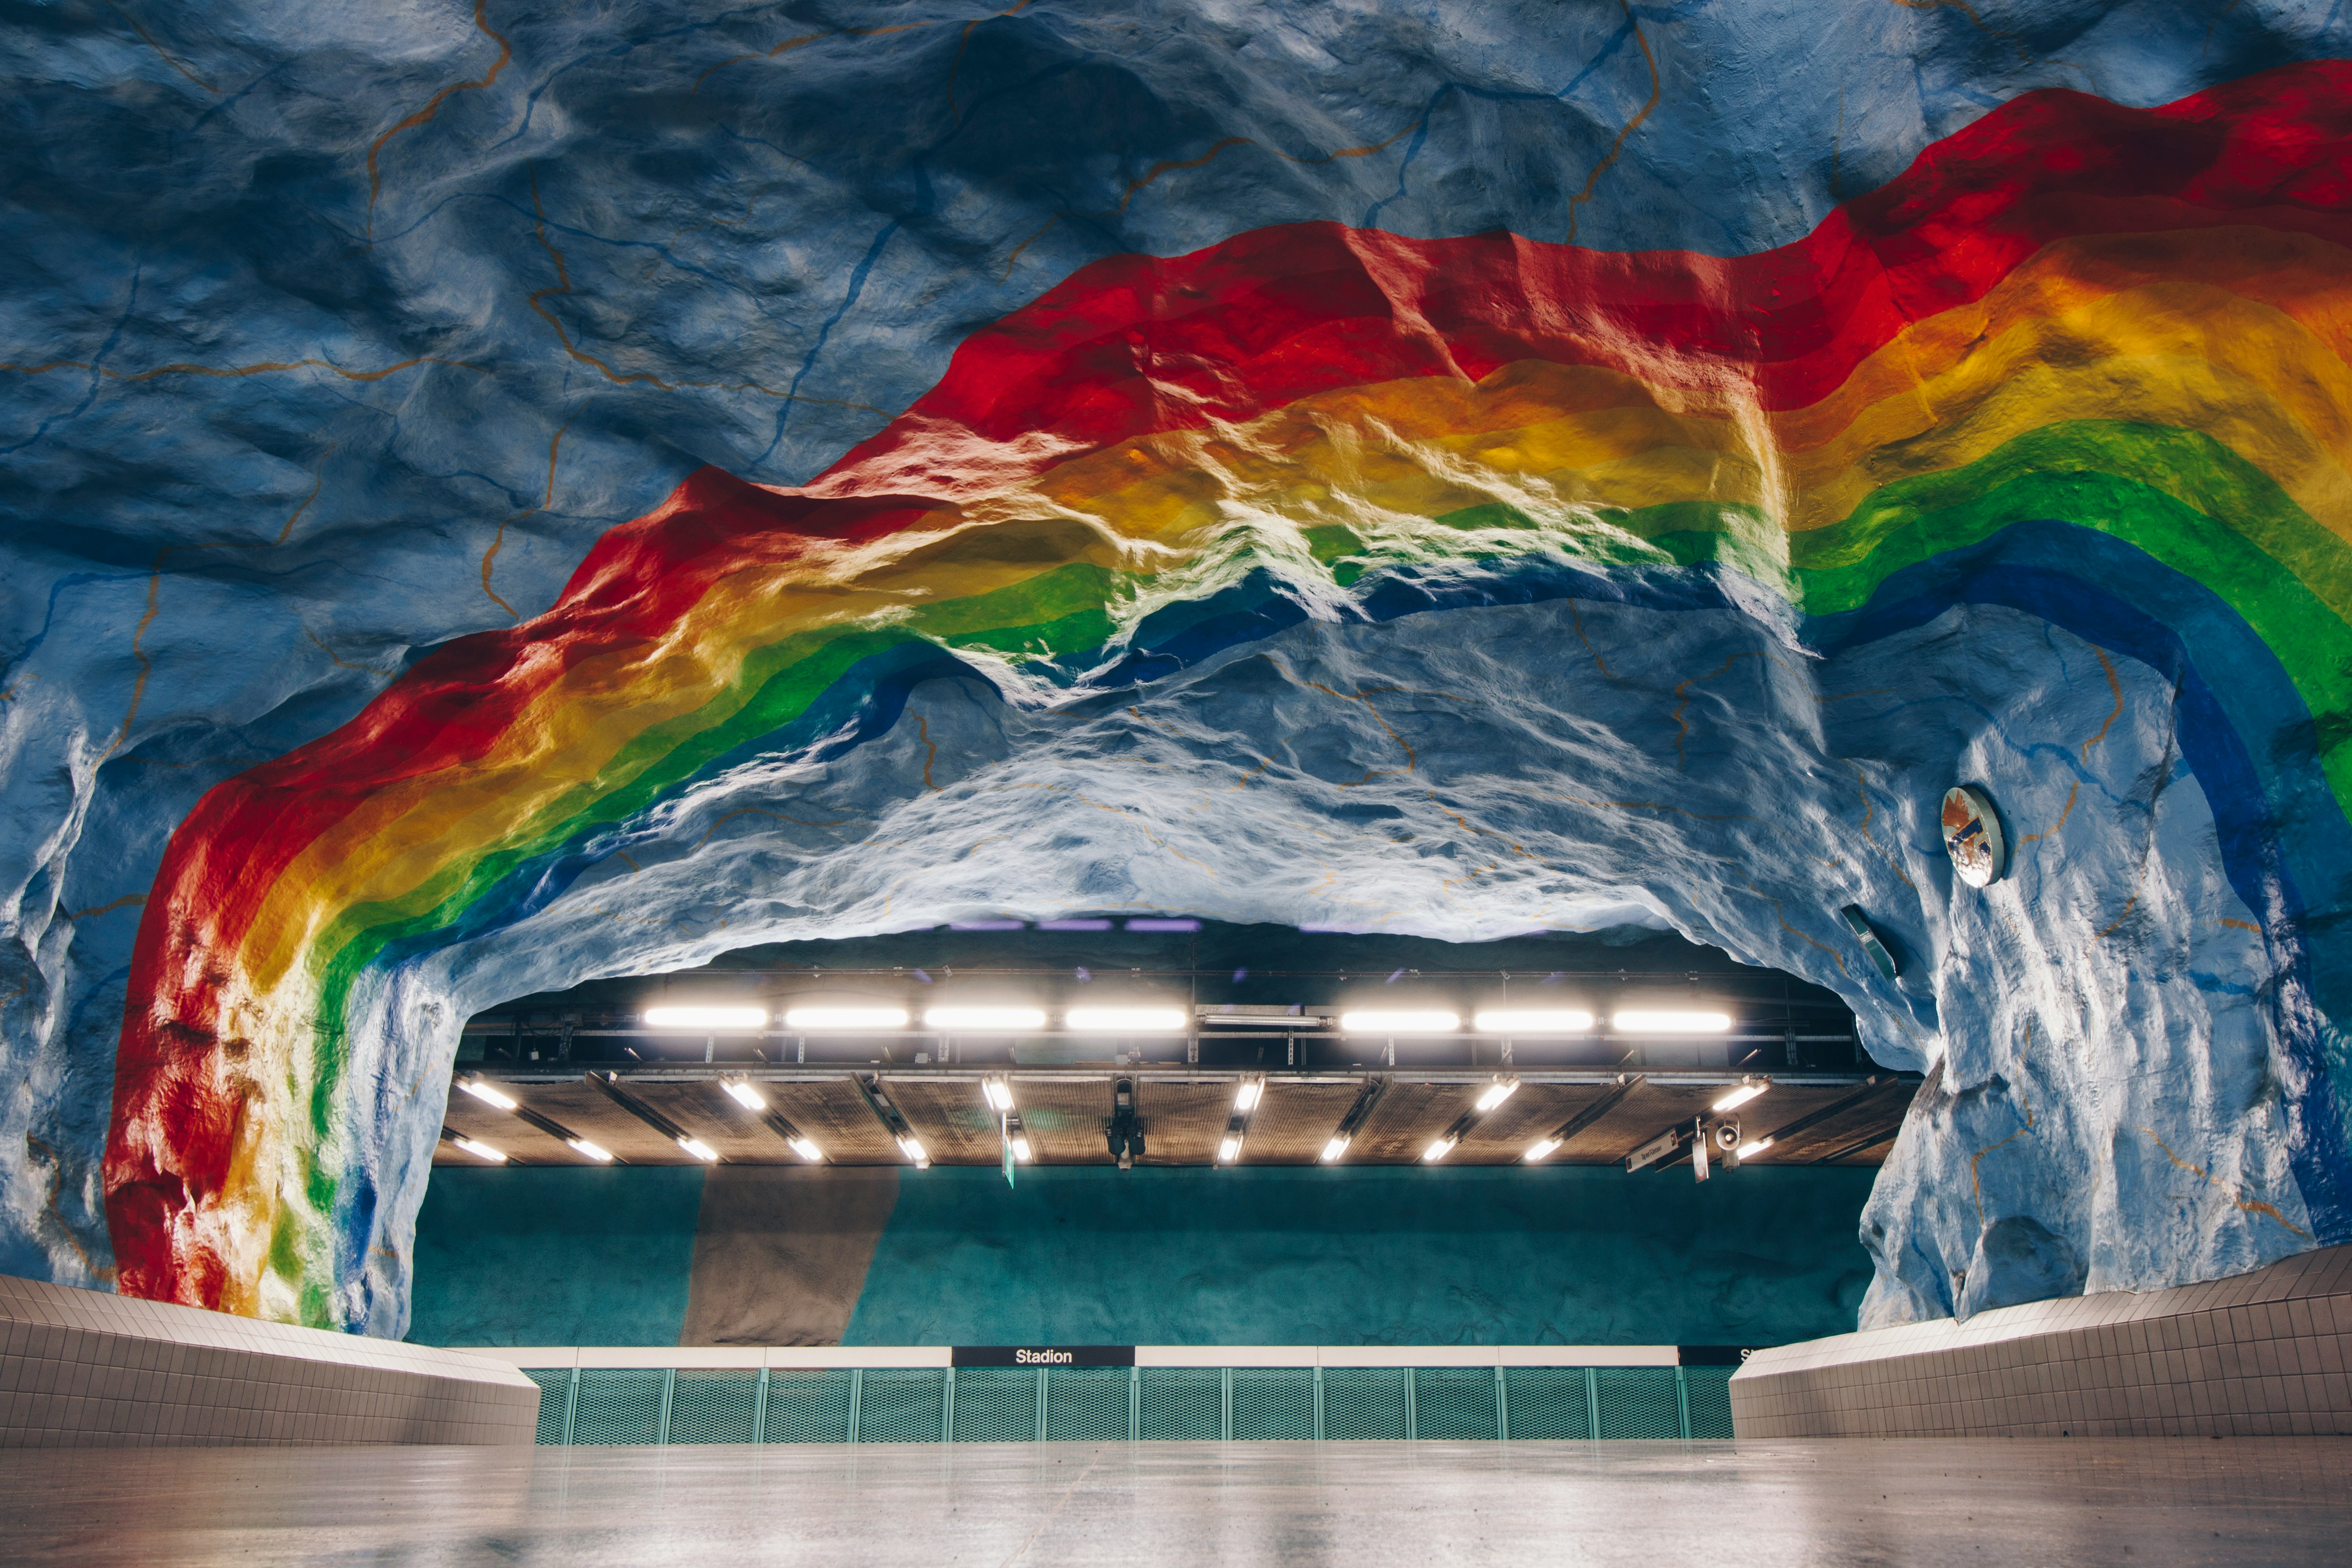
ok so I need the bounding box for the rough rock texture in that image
[2,1,2348,1335]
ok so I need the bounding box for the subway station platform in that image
[4,1436,2348,1567]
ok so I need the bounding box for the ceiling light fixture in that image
[787,1136,823,1163]
[922,1006,1046,1031]
[897,1134,930,1167]
[676,1137,719,1162]
[1711,1078,1770,1113]
[783,1006,908,1031]
[1422,1135,1459,1162]
[1524,1136,1563,1163]
[1474,1077,1520,1112]
[1232,1079,1263,1113]
[453,1136,507,1163]
[1319,1134,1351,1163]
[458,1079,517,1111]
[1065,1006,1188,1033]
[982,1077,1015,1112]
[1735,1136,1774,1161]
[1472,1009,1595,1034]
[1011,1136,1034,1163]
[723,1080,767,1110]
[643,1006,769,1031]
[567,1138,614,1163]
[1611,1009,1733,1034]
[1218,1135,1242,1164]
[1338,1010,1459,1034]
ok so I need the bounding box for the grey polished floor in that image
[4,1439,2349,1566]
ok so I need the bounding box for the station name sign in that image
[951,1345,1137,1368]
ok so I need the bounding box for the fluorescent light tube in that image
[1338,1010,1459,1034]
[1612,1009,1732,1034]
[1524,1137,1562,1163]
[1711,1081,1769,1113]
[1232,1079,1263,1113]
[566,1138,613,1163]
[723,1080,767,1110]
[1736,1137,1773,1161]
[922,1006,1046,1031]
[458,1080,517,1111]
[897,1134,928,1164]
[783,1006,908,1031]
[1422,1135,1458,1162]
[982,1078,1015,1111]
[1065,1006,1188,1033]
[1217,1136,1241,1164]
[1011,1137,1033,1163]
[1472,1009,1595,1034]
[1474,1078,1519,1112]
[1319,1134,1351,1163]
[453,1137,506,1163]
[787,1137,822,1163]
[643,1006,768,1030]
[676,1137,719,1162]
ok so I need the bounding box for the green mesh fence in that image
[1320,1367,1410,1441]
[1682,1365,1735,1439]
[1501,1367,1592,1439]
[528,1361,1720,1445]
[668,1370,760,1444]
[1044,1367,1133,1440]
[1412,1367,1500,1441]
[1138,1368,1223,1440]
[950,1367,1039,1442]
[765,1369,855,1443]
[524,1370,570,1445]
[571,1369,666,1445]
[1594,1368,1683,1439]
[1229,1368,1314,1440]
[857,1368,948,1442]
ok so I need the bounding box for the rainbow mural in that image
[106,60,2352,1322]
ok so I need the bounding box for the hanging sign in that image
[952,1345,1137,1368]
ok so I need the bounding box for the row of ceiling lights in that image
[636,1005,1737,1034]
[449,1068,1774,1169]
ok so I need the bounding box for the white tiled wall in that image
[1731,1244,2352,1437]
[0,1274,540,1448]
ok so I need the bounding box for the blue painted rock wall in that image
[3,0,2350,1335]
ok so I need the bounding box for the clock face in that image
[1941,785,2006,888]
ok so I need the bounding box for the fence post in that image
[1129,1365,1140,1442]
[563,1367,578,1446]
[1584,1367,1600,1440]
[1313,1365,1323,1442]
[1676,1366,1691,1440]
[943,1367,956,1444]
[658,1369,675,1446]
[1495,1365,1508,1442]
[1036,1366,1048,1441]
[1221,1367,1232,1441]
[1404,1370,1416,1442]
[848,1368,863,1444]
[753,1367,769,1445]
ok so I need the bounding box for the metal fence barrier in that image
[521,1365,1735,1445]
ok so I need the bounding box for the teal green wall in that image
[410,1163,1873,1348]
[408,1167,705,1346]
[844,1167,1872,1347]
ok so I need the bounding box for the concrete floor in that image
[3,1439,2348,1566]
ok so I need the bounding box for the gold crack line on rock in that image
[482,407,578,620]
[1563,0,1660,246]
[1669,651,1762,771]
[2131,1125,2309,1238]
[2083,646,2124,759]
[365,0,513,239]
[100,0,218,93]
[688,807,869,851]
[66,893,146,921]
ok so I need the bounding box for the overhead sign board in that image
[951,1345,1137,1368]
